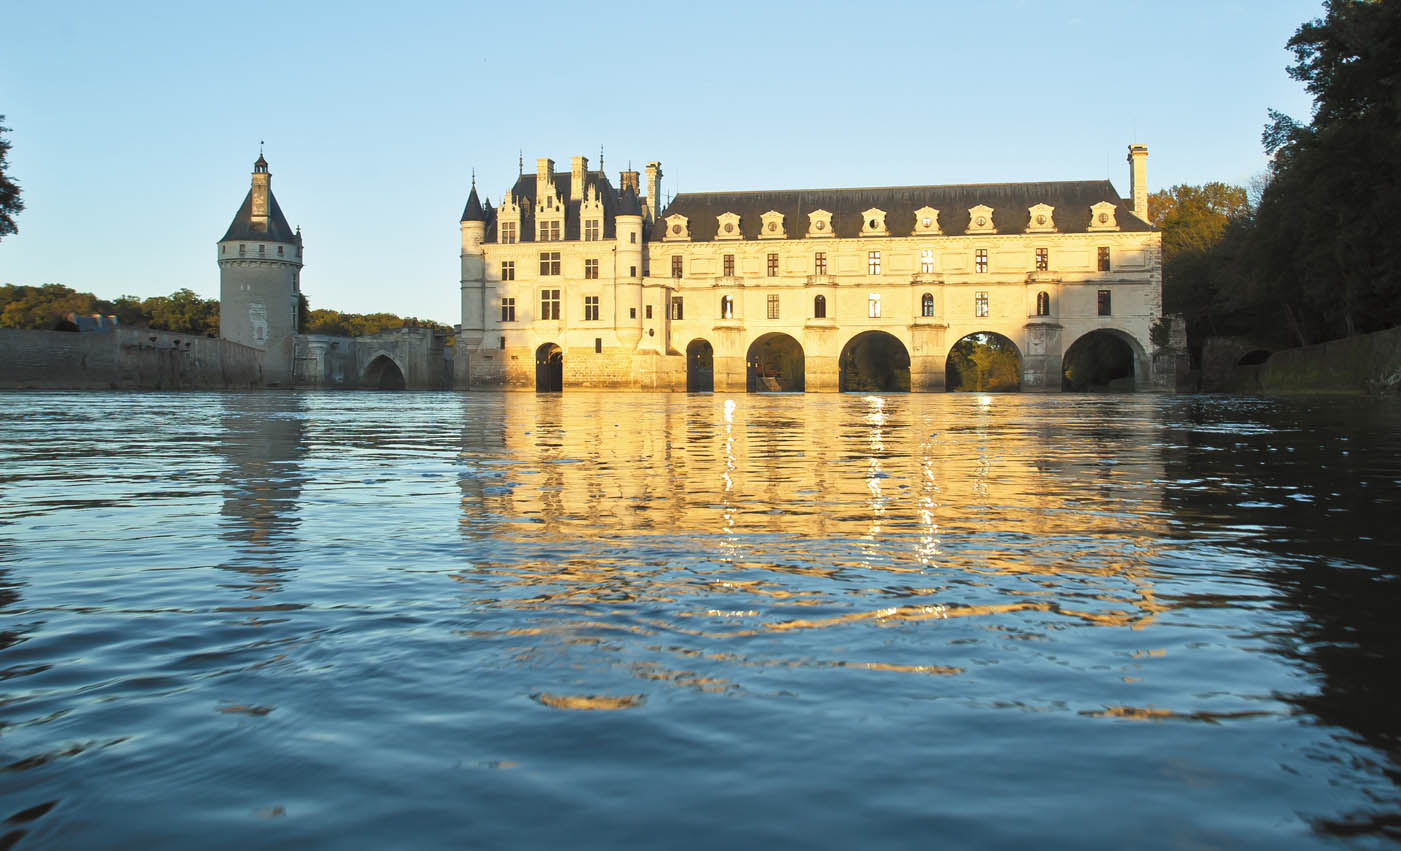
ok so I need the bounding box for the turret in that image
[614,182,644,348]
[459,182,487,347]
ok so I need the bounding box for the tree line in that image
[0,283,450,338]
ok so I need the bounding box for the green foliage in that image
[946,333,1020,392]
[304,308,450,337]
[0,116,21,241]
[0,283,220,335]
[141,288,220,335]
[1149,317,1172,349]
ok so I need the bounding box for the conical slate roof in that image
[220,189,298,244]
[460,185,486,222]
[616,184,642,216]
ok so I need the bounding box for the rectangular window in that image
[767,253,779,277]
[1098,246,1110,271]
[767,294,780,319]
[499,336,506,349]
[501,260,515,281]
[629,232,637,244]
[671,297,684,320]
[539,251,560,276]
[645,305,653,319]
[500,297,515,322]
[595,337,602,353]
[1098,289,1112,316]
[920,249,933,274]
[1035,248,1048,271]
[277,245,284,256]
[629,307,636,319]
[723,254,735,276]
[584,258,599,279]
[540,289,560,320]
[258,244,265,255]
[672,255,683,278]
[239,244,246,255]
[975,249,988,273]
[814,252,827,274]
[975,291,989,317]
[868,293,881,318]
[500,222,517,244]
[584,295,599,321]
[538,220,561,242]
[584,219,600,241]
[629,265,637,277]
[868,251,881,275]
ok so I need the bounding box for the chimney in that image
[620,170,639,195]
[250,155,270,232]
[1127,144,1148,222]
[645,161,663,223]
[535,157,554,199]
[570,156,588,199]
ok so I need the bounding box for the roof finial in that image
[599,144,604,174]
[519,150,524,176]
[471,168,476,189]
[260,139,264,156]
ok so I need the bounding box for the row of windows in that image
[503,290,1113,323]
[528,254,632,278]
[500,220,619,243]
[223,243,292,257]
[667,247,1114,277]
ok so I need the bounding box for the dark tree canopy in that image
[0,115,22,240]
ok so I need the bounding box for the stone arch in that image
[363,354,406,390]
[839,330,911,392]
[945,332,1023,392]
[535,342,563,392]
[1061,328,1148,391]
[1238,349,1272,366]
[686,338,714,392]
[746,332,804,392]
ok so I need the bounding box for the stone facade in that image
[458,148,1164,392]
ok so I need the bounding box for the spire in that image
[254,140,268,172]
[460,184,486,222]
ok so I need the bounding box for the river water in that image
[1,390,1398,847]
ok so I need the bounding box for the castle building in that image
[458,147,1163,392]
[218,154,304,385]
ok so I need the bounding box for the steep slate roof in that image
[460,185,486,222]
[220,189,298,244]
[482,171,621,243]
[653,180,1151,242]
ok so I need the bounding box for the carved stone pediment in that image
[1088,201,1119,231]
[912,206,941,235]
[807,209,834,238]
[1026,203,1056,233]
[861,208,888,236]
[759,210,786,239]
[966,204,996,234]
[664,213,690,241]
[716,211,742,240]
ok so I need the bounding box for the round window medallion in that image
[1098,213,1108,223]
[816,221,826,230]
[922,217,931,227]
[767,222,777,232]
[1036,214,1046,225]
[869,219,878,229]
[671,224,681,234]
[724,222,734,233]
[976,216,987,227]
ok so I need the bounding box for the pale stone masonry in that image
[458,147,1163,392]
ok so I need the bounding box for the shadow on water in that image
[1161,396,1401,840]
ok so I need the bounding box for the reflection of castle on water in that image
[218,395,305,595]
[459,393,1172,630]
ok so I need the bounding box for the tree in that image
[1147,183,1252,346]
[0,115,23,240]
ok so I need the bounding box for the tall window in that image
[584,295,599,321]
[868,293,881,318]
[671,297,684,320]
[500,222,517,244]
[868,251,881,275]
[1036,291,1050,316]
[500,336,506,349]
[721,295,734,319]
[501,297,515,322]
[595,337,602,353]
[767,253,779,277]
[539,220,561,242]
[539,251,560,275]
[767,294,780,319]
[975,291,989,317]
[645,305,653,319]
[1097,289,1112,316]
[629,231,637,244]
[540,289,561,320]
[723,254,735,276]
[501,260,515,281]
[1035,248,1048,271]
[239,243,246,256]
[672,255,683,278]
[584,258,599,279]
[921,292,935,317]
[1097,247,1110,271]
[975,249,988,273]
[920,249,934,274]
[814,252,827,274]
[814,294,827,318]
[584,219,600,241]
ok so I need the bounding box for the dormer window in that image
[807,209,834,238]
[716,212,742,239]
[664,214,690,241]
[912,206,941,235]
[861,208,888,237]
[1026,203,1056,233]
[760,210,785,239]
[966,205,996,234]
[1088,201,1119,231]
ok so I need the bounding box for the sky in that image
[2,0,1323,325]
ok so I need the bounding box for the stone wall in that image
[0,327,264,390]
[292,328,453,389]
[1258,325,1401,394]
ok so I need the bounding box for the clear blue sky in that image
[2,0,1322,324]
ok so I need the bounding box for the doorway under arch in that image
[364,355,406,390]
[839,331,910,392]
[687,338,714,392]
[945,332,1022,392]
[1062,330,1138,391]
[747,333,804,392]
[535,343,563,392]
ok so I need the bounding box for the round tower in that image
[459,181,487,356]
[218,153,304,385]
[614,178,644,349]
